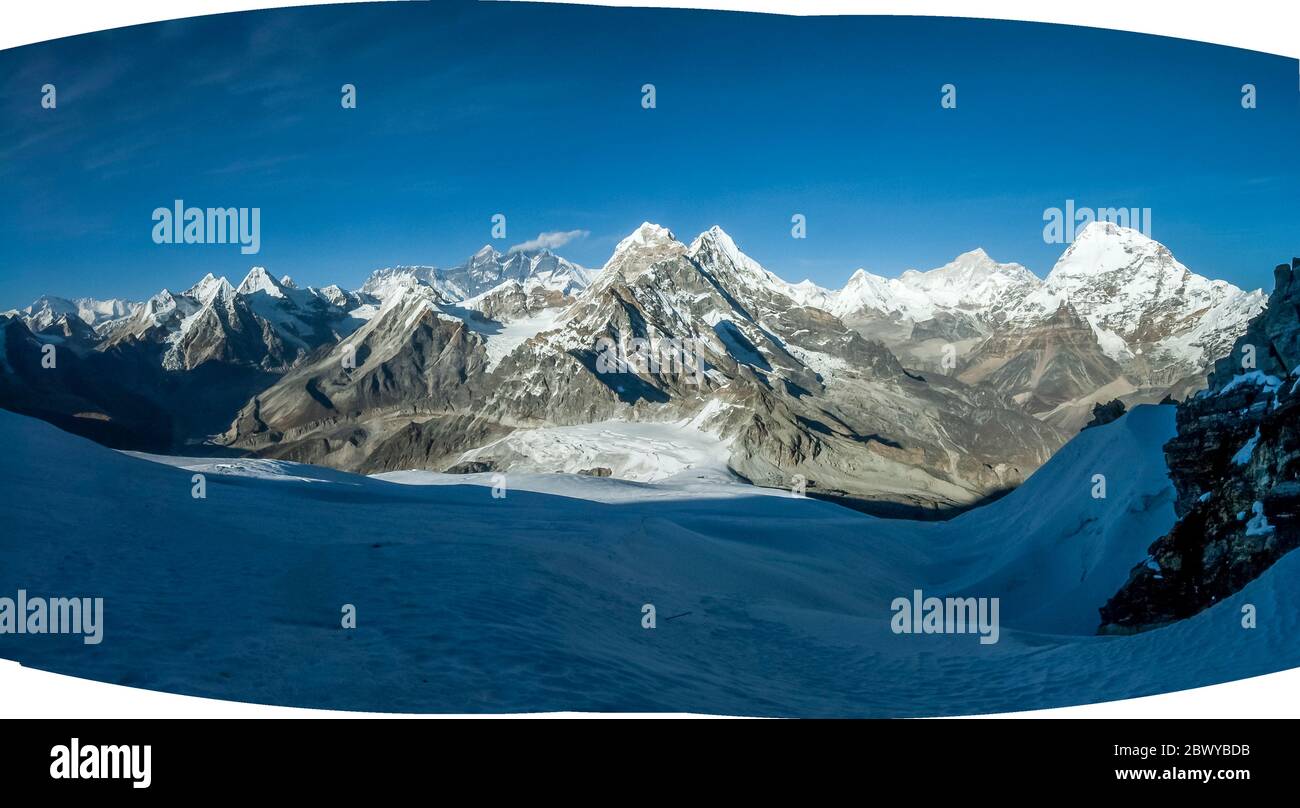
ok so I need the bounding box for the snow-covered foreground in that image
[1,405,1297,716]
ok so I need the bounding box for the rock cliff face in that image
[1099,258,1300,632]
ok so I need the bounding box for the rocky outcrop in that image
[1099,258,1300,632]
[1081,399,1127,431]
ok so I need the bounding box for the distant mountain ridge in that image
[359,246,591,302]
[0,222,1265,512]
[789,222,1264,429]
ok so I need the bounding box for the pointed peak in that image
[689,224,743,255]
[236,266,286,298]
[279,275,297,289]
[140,288,183,318]
[845,267,890,285]
[613,222,679,254]
[185,273,235,305]
[912,248,1036,285]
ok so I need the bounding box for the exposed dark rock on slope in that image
[0,314,173,450]
[1081,399,1127,431]
[1100,258,1300,632]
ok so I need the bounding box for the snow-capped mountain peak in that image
[897,249,1041,314]
[900,248,1035,288]
[375,278,443,318]
[1034,221,1264,348]
[236,266,287,298]
[687,225,846,316]
[822,247,1043,326]
[1046,221,1168,284]
[357,242,594,306]
[359,266,445,301]
[74,297,138,326]
[826,268,909,318]
[689,225,780,283]
[618,221,677,252]
[15,295,79,332]
[595,222,687,284]
[516,251,591,296]
[785,278,835,309]
[185,273,236,305]
[689,224,740,255]
[141,289,186,319]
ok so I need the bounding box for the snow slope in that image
[455,304,567,372]
[2,406,1298,716]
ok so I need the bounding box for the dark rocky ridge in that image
[1100,258,1300,632]
[1081,399,1126,431]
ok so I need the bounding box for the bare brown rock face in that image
[957,302,1128,429]
[1100,258,1300,632]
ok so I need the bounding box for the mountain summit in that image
[361,247,591,302]
[0,221,1267,509]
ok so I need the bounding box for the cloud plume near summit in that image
[508,229,590,254]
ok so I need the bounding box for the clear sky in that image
[1,1,1297,308]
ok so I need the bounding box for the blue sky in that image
[1,1,1297,307]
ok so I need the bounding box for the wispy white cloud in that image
[508,229,589,254]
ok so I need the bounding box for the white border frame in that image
[1,0,1297,719]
